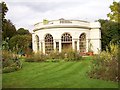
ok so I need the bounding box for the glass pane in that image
[45,34,53,54]
[79,33,86,52]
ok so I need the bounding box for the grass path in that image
[3,59,118,88]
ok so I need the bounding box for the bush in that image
[47,50,82,61]
[25,52,46,62]
[3,64,21,73]
[88,43,118,82]
[62,50,82,61]
[25,57,34,62]
[25,50,82,62]
[2,50,15,67]
[45,59,60,62]
[2,50,22,73]
[3,66,16,73]
[46,52,60,59]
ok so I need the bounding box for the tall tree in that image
[99,19,120,50]
[2,19,17,40]
[1,2,8,22]
[9,35,32,54]
[1,2,17,40]
[107,1,120,22]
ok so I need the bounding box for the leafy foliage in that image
[2,19,17,40]
[2,50,22,73]
[88,43,119,82]
[1,2,17,40]
[9,35,32,54]
[61,49,82,61]
[25,50,82,62]
[107,1,120,22]
[2,50,13,67]
[17,28,30,35]
[25,52,46,62]
[2,38,9,50]
[1,2,32,53]
[1,2,8,21]
[98,19,120,50]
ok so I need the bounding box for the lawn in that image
[3,57,118,88]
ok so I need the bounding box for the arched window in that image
[61,33,72,51]
[35,35,39,51]
[79,33,86,52]
[45,34,53,54]
[61,33,72,43]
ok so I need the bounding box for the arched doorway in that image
[79,33,86,52]
[61,33,72,51]
[35,35,39,51]
[45,34,53,54]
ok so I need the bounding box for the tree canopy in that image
[98,1,120,50]
[2,19,17,40]
[9,35,32,54]
[1,2,8,22]
[1,2,17,40]
[98,19,120,50]
[17,28,30,35]
[1,2,32,54]
[107,1,120,22]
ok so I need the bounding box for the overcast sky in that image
[3,0,119,32]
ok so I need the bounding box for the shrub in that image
[47,49,82,61]
[62,49,82,61]
[3,64,21,73]
[25,50,82,62]
[3,66,16,73]
[33,53,46,62]
[25,57,34,62]
[45,59,60,62]
[2,50,14,67]
[88,43,118,82]
[46,52,60,59]
[25,52,46,62]
[2,50,22,73]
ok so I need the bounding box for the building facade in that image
[32,18,101,54]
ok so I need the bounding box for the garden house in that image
[32,18,101,54]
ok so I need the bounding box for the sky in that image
[3,0,119,32]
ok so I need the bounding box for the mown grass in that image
[2,57,118,88]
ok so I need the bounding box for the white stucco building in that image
[32,18,101,54]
